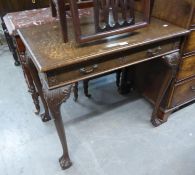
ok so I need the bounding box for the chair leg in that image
[83,80,91,98]
[116,70,122,88]
[1,18,20,66]
[151,52,180,127]
[56,0,68,42]
[50,0,57,17]
[73,82,78,101]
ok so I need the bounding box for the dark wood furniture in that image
[50,0,151,43]
[50,0,94,42]
[18,11,189,169]
[1,17,21,66]
[70,0,150,44]
[0,0,49,65]
[2,7,121,120]
[3,8,58,122]
[133,0,195,126]
[171,2,195,109]
[50,0,151,96]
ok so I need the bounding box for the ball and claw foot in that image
[151,117,164,127]
[59,155,72,170]
[41,113,51,122]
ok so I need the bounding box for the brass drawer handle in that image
[80,64,98,74]
[191,86,195,92]
[147,46,162,57]
[32,0,36,3]
[118,56,128,64]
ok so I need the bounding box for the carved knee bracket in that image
[151,52,180,127]
[43,85,72,109]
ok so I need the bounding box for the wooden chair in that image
[50,0,93,42]
[50,0,151,43]
[50,0,151,99]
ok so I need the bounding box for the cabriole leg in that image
[42,84,73,170]
[151,52,180,127]
[20,54,40,115]
[26,57,51,122]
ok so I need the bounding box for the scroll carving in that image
[43,85,72,109]
[151,52,180,127]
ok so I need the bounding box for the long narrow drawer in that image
[171,77,195,107]
[46,39,180,89]
[177,55,195,81]
[184,30,195,54]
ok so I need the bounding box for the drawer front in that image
[184,30,195,53]
[177,55,195,81]
[171,77,195,107]
[46,40,179,89]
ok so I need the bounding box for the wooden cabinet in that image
[170,7,195,108]
[171,77,195,107]
[0,0,49,16]
[183,30,195,54]
[177,55,195,81]
[132,1,195,120]
[145,2,195,110]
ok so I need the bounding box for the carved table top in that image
[18,16,189,72]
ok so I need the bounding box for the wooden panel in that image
[152,0,193,28]
[183,30,195,53]
[46,40,178,88]
[177,55,195,81]
[171,77,195,107]
[191,11,195,25]
[134,58,168,104]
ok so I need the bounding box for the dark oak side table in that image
[3,8,57,121]
[18,16,189,169]
[0,0,49,65]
